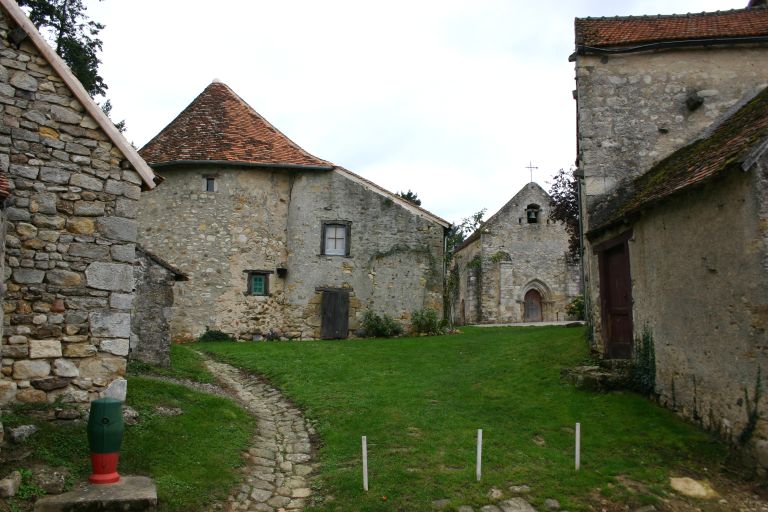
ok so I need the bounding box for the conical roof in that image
[140,81,333,169]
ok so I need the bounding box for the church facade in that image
[452,183,580,325]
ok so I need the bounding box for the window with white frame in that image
[322,222,350,256]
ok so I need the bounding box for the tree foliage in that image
[396,189,422,206]
[19,0,107,97]
[548,168,580,261]
[443,209,486,322]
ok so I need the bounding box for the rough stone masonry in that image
[0,4,154,407]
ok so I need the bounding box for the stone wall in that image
[587,160,768,469]
[575,46,768,211]
[138,166,445,340]
[0,9,142,406]
[453,183,580,324]
[131,248,183,367]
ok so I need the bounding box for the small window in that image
[204,176,215,192]
[246,271,270,296]
[526,204,541,224]
[322,222,351,256]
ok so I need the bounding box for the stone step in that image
[34,476,157,512]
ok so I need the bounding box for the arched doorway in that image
[524,289,543,322]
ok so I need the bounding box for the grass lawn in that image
[1,346,251,512]
[198,326,727,511]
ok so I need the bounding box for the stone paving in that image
[204,358,317,512]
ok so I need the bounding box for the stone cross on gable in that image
[526,162,538,183]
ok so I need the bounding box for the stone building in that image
[574,5,768,467]
[137,81,449,341]
[452,182,580,325]
[131,247,187,367]
[0,0,157,407]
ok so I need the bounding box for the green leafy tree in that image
[548,168,580,261]
[397,189,422,206]
[444,208,486,321]
[19,0,125,131]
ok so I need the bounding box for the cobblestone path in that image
[204,358,317,512]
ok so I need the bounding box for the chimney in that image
[748,0,767,7]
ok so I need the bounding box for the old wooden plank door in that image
[321,290,349,339]
[598,238,633,359]
[524,289,543,322]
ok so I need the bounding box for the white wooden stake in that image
[362,435,369,491]
[476,429,483,481]
[575,422,581,471]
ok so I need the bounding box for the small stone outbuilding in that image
[452,182,580,325]
[0,0,157,407]
[574,4,768,469]
[131,247,187,367]
[137,81,449,341]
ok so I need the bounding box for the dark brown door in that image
[524,289,543,322]
[599,240,633,359]
[321,290,349,339]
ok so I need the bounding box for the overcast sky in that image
[86,0,745,224]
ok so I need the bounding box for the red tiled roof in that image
[576,8,768,48]
[588,86,768,234]
[140,81,333,168]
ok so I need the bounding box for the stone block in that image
[70,173,102,191]
[3,344,28,359]
[49,105,81,124]
[40,167,71,184]
[68,242,109,260]
[90,311,131,337]
[110,244,135,263]
[66,217,95,235]
[0,380,18,404]
[86,262,133,292]
[30,377,71,391]
[78,356,126,381]
[13,360,51,380]
[16,222,38,238]
[12,268,45,284]
[7,207,31,221]
[11,70,38,91]
[29,339,63,359]
[31,192,57,214]
[102,377,127,401]
[110,293,133,310]
[0,471,21,498]
[115,198,138,219]
[16,388,47,403]
[73,201,105,216]
[33,475,157,512]
[100,338,129,356]
[53,358,79,378]
[33,214,66,230]
[62,344,97,358]
[46,269,83,287]
[97,217,137,242]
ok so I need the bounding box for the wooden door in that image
[321,290,349,339]
[524,289,543,322]
[599,239,633,359]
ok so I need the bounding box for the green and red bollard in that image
[87,397,124,484]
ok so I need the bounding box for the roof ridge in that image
[577,7,754,22]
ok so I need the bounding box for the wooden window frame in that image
[203,175,216,193]
[245,270,273,296]
[321,221,352,256]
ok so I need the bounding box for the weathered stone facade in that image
[0,2,156,405]
[138,166,446,340]
[452,183,580,325]
[574,9,768,470]
[131,247,186,367]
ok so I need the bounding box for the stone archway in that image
[520,279,552,322]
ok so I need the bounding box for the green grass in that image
[1,377,251,512]
[198,326,727,511]
[126,344,215,383]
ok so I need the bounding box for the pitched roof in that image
[455,182,550,253]
[588,86,768,235]
[0,0,157,188]
[140,81,333,169]
[575,7,768,49]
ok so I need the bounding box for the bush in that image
[197,329,235,342]
[361,310,403,338]
[566,295,585,320]
[411,308,442,335]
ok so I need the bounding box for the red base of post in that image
[89,452,120,484]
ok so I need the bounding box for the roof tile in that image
[576,8,768,48]
[140,81,332,168]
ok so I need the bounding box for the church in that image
[452,182,581,325]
